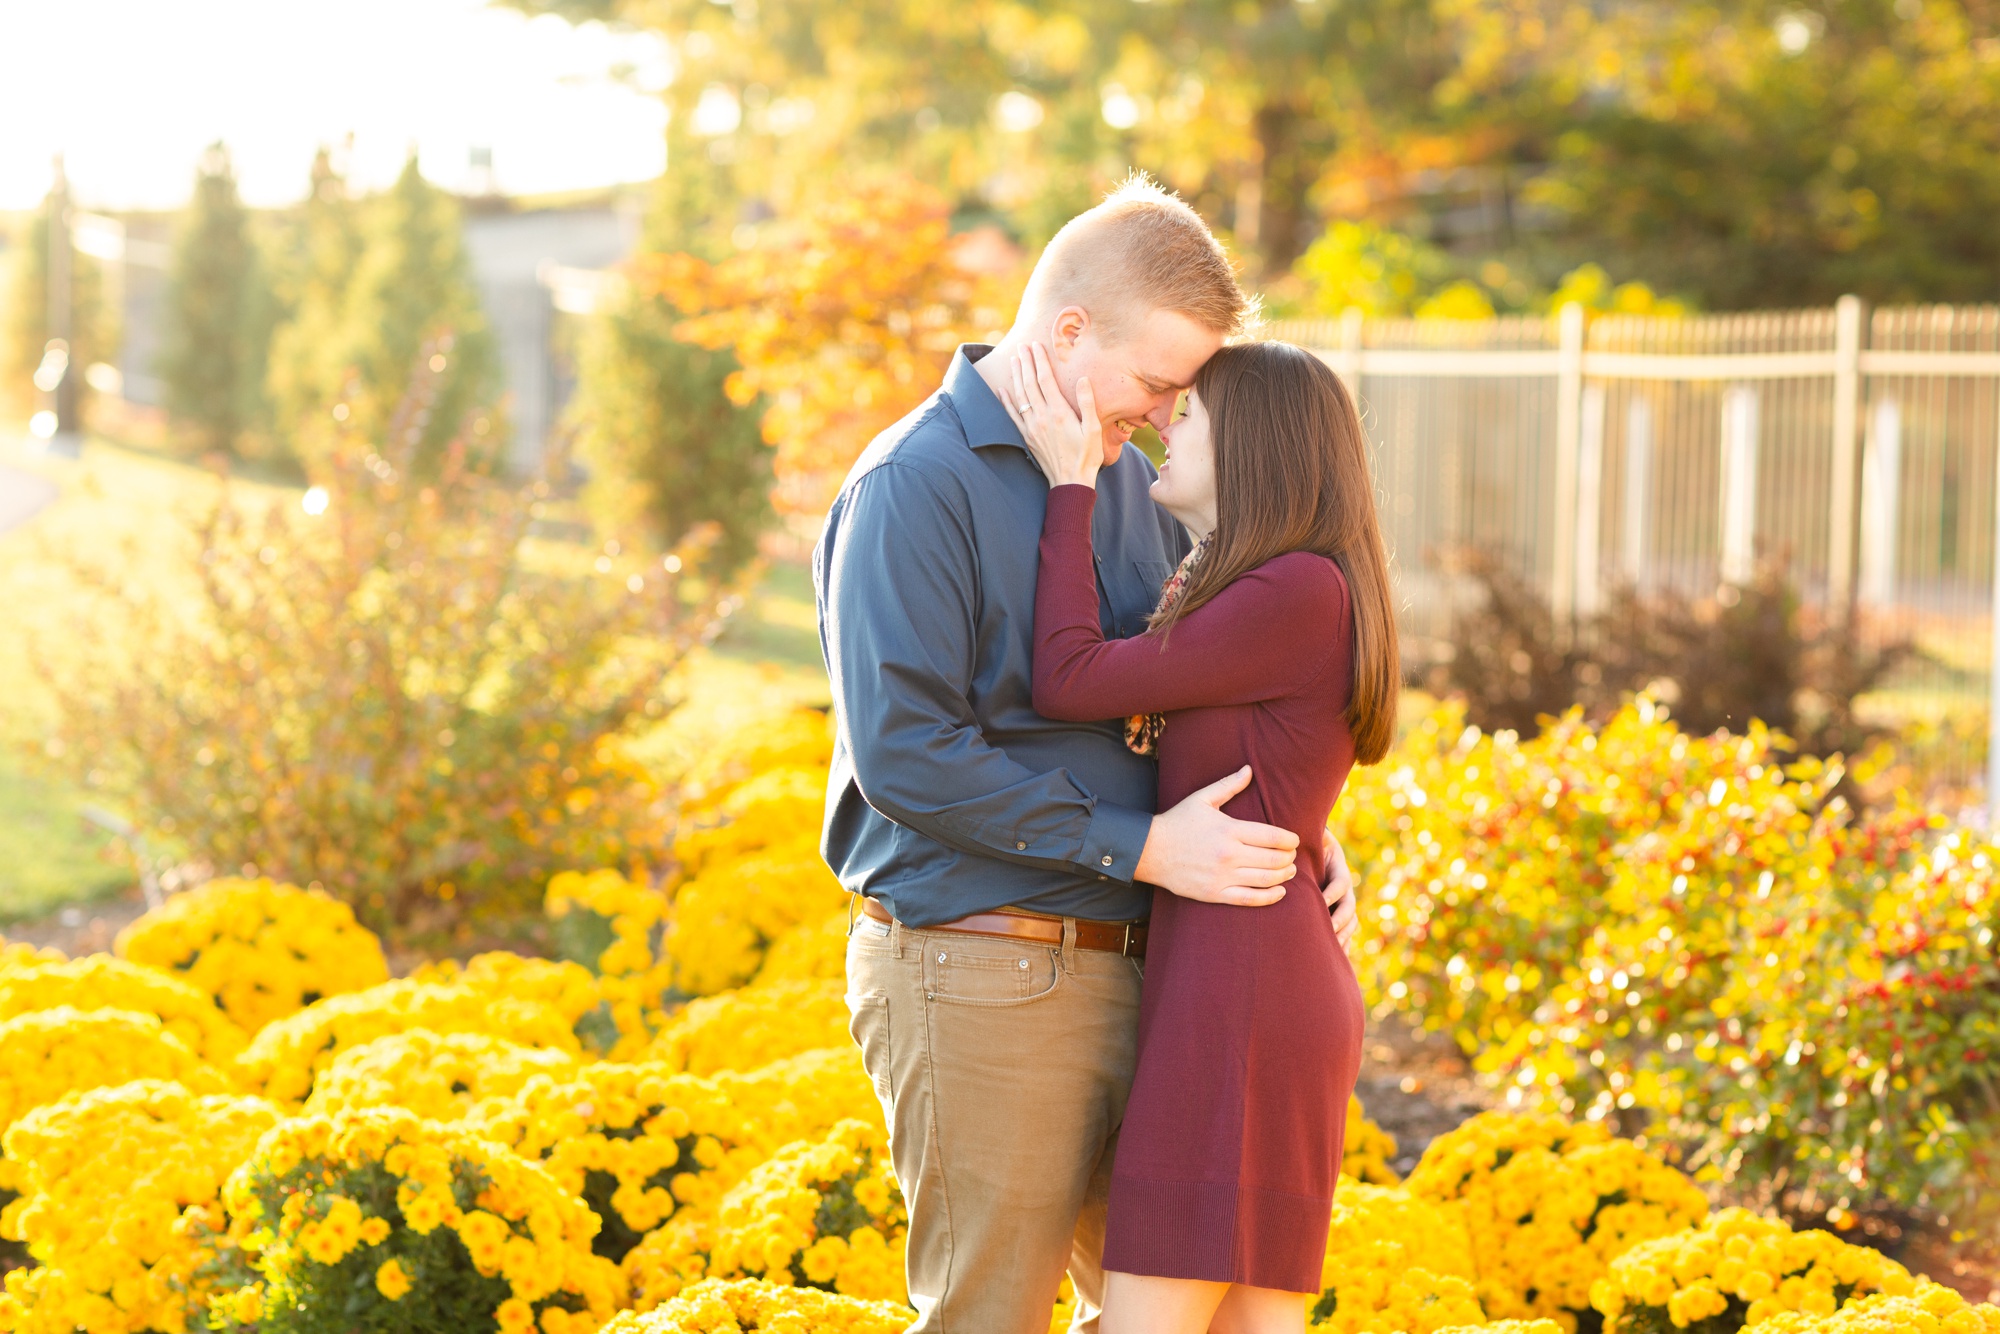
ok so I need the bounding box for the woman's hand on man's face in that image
[1003,343,1104,489]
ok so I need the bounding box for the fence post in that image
[1551,302,1587,634]
[1335,307,1364,393]
[1990,402,2000,828]
[1827,294,1865,620]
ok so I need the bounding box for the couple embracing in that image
[814,177,1399,1334]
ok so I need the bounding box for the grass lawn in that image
[0,431,830,921]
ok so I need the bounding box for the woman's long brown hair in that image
[1150,340,1401,764]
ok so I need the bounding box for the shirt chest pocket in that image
[1106,559,1174,637]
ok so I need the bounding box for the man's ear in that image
[1048,305,1090,352]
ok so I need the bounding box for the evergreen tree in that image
[159,143,273,459]
[567,128,771,573]
[330,155,499,475]
[3,203,110,424]
[266,146,364,465]
[571,293,770,575]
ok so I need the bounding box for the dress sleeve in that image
[1032,484,1346,722]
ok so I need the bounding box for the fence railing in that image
[1264,301,2000,794]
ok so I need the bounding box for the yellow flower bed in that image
[0,957,247,1063]
[1409,1112,1710,1329]
[1312,1181,1484,1333]
[467,1063,772,1263]
[302,1031,581,1121]
[601,1277,911,1334]
[115,878,389,1033]
[646,979,848,1076]
[235,981,582,1104]
[750,907,851,987]
[546,870,674,1056]
[0,1080,279,1334]
[1761,1283,2000,1334]
[667,836,846,997]
[0,1008,232,1190]
[626,1120,906,1308]
[415,953,608,1029]
[218,1107,625,1334]
[1590,1209,1916,1334]
[0,939,61,968]
[1342,1096,1402,1185]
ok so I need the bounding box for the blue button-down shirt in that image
[814,344,1191,927]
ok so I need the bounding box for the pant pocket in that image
[845,990,894,1107]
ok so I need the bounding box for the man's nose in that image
[1141,396,1177,430]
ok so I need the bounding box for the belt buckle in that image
[1121,922,1134,956]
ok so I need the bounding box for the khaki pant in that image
[845,910,1144,1334]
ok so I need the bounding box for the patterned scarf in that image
[1124,531,1213,756]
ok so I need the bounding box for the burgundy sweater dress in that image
[1033,484,1366,1294]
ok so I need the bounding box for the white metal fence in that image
[1265,301,2000,790]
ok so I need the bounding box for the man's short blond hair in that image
[1021,175,1252,342]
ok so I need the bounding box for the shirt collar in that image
[943,344,1027,451]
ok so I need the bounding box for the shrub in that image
[623,1120,904,1306]
[600,1278,911,1334]
[0,958,247,1063]
[38,349,721,930]
[215,1108,624,1334]
[1343,1095,1403,1185]
[1406,1112,1710,1330]
[1425,550,1909,758]
[1588,1209,1915,1334]
[1311,1181,1485,1333]
[115,877,389,1033]
[544,871,673,1058]
[1759,1282,2000,1334]
[0,1081,278,1334]
[234,982,581,1105]
[645,981,848,1077]
[466,1064,774,1265]
[301,1032,580,1122]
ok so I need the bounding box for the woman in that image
[1006,339,1399,1333]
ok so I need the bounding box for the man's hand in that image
[1323,837,1359,951]
[1135,766,1299,906]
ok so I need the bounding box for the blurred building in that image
[464,197,641,473]
[84,190,641,474]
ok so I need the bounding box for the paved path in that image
[0,463,58,537]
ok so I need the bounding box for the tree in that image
[325,155,500,476]
[1523,0,2000,306]
[159,144,274,460]
[570,293,771,576]
[3,199,111,424]
[266,147,366,466]
[642,176,1018,514]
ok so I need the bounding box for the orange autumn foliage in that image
[632,179,1022,514]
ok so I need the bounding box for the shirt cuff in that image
[1045,483,1097,533]
[1079,800,1151,886]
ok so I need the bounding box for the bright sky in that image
[0,0,672,212]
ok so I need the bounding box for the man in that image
[815,177,1355,1333]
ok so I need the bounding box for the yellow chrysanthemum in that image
[234,980,582,1105]
[304,1030,580,1122]
[646,979,848,1076]
[115,877,389,1033]
[1313,1182,1484,1333]
[598,1277,912,1334]
[0,955,247,1063]
[0,1079,279,1334]
[1591,1209,1916,1334]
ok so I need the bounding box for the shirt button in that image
[1101,855,1114,867]
[1016,841,1027,850]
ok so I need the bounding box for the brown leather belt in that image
[861,896,1147,959]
